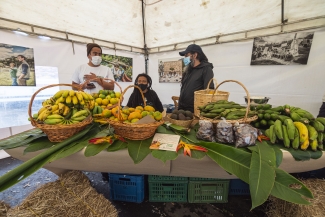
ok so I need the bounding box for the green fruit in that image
[264,113,271,120]
[270,113,279,121]
[282,125,290,148]
[260,120,268,126]
[254,122,260,128]
[258,113,264,119]
[274,120,284,140]
[268,120,275,126]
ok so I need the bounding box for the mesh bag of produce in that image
[196,120,216,142]
[233,122,259,148]
[216,118,235,144]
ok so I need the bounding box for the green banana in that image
[71,109,89,118]
[284,119,295,141]
[277,115,291,123]
[316,117,325,126]
[271,106,284,112]
[306,125,318,141]
[298,118,310,125]
[265,129,270,138]
[46,114,64,119]
[274,120,283,140]
[290,112,302,122]
[44,118,63,125]
[310,120,324,132]
[310,139,318,151]
[164,122,190,133]
[71,115,87,121]
[282,125,290,148]
[292,128,300,150]
[317,133,323,144]
[269,125,276,144]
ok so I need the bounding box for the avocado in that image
[185,111,193,118]
[185,117,191,120]
[170,114,178,120]
[178,113,186,120]
[178,109,185,114]
[172,110,178,114]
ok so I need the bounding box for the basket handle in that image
[205,78,218,92]
[28,83,81,126]
[211,80,251,122]
[117,85,146,121]
[100,78,123,110]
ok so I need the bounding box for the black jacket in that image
[178,61,214,112]
[127,89,164,112]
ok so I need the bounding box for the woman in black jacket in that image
[127,73,164,112]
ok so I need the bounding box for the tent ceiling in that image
[0,0,324,52]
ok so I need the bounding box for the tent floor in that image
[0,156,292,217]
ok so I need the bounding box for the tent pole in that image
[142,0,149,74]
[281,0,288,24]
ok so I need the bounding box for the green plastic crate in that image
[149,180,188,202]
[148,175,188,182]
[189,177,220,181]
[188,180,229,203]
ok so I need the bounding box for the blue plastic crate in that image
[109,174,144,203]
[229,179,250,195]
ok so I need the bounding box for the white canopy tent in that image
[0,0,324,53]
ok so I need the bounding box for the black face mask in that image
[137,84,147,91]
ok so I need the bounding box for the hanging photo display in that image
[0,43,36,86]
[101,54,133,82]
[250,32,314,65]
[158,57,185,83]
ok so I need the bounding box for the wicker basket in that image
[165,114,193,128]
[28,84,93,142]
[198,80,258,124]
[194,78,230,117]
[107,85,164,140]
[98,78,123,110]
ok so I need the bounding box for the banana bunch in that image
[265,117,325,151]
[92,105,104,118]
[40,109,90,125]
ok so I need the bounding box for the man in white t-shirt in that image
[72,43,114,94]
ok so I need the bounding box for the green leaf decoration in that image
[270,145,283,167]
[0,124,95,192]
[271,168,313,204]
[156,126,175,135]
[84,142,111,157]
[190,150,206,159]
[23,137,56,154]
[151,150,178,163]
[0,128,43,147]
[107,140,128,152]
[199,141,251,183]
[249,145,276,210]
[251,142,276,167]
[0,133,47,150]
[128,138,153,164]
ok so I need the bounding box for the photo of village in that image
[158,58,185,83]
[251,32,314,65]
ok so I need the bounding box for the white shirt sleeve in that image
[72,65,82,84]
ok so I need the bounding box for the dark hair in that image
[86,43,102,56]
[189,51,208,62]
[17,55,25,59]
[134,73,152,90]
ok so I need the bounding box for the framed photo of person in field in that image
[0,43,36,86]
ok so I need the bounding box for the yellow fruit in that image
[102,99,109,106]
[129,108,135,112]
[110,98,119,105]
[101,105,106,109]
[135,109,142,114]
[136,106,144,112]
[106,95,111,101]
[122,108,130,115]
[293,122,308,144]
[153,111,162,121]
[131,118,139,123]
[124,120,131,124]
[107,104,113,107]
[102,109,112,118]
[144,106,155,112]
[92,93,99,99]
[99,90,104,95]
[128,111,142,121]
[95,98,102,105]
[109,116,115,120]
[115,92,121,98]
[141,111,148,117]
[110,93,116,98]
[120,113,128,121]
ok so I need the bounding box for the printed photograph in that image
[250,32,314,65]
[101,54,133,82]
[0,43,36,86]
[158,57,185,83]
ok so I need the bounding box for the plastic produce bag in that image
[216,118,235,144]
[196,120,216,142]
[233,122,259,148]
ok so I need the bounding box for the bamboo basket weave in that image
[28,84,93,142]
[198,80,258,124]
[194,78,230,117]
[165,114,193,128]
[107,85,164,140]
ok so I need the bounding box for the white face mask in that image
[91,56,102,65]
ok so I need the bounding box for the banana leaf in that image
[128,137,153,164]
[271,168,313,204]
[23,137,57,154]
[0,124,95,192]
[249,143,276,210]
[84,142,111,157]
[156,125,175,135]
[107,140,128,152]
[151,150,178,163]
[0,128,43,147]
[199,141,251,183]
[0,133,47,150]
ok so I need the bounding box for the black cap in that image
[179,44,203,56]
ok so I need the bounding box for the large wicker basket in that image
[107,85,164,140]
[194,78,230,117]
[198,80,258,124]
[28,84,93,142]
[164,114,193,128]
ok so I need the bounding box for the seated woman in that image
[127,73,164,112]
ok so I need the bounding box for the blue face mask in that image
[183,56,191,66]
